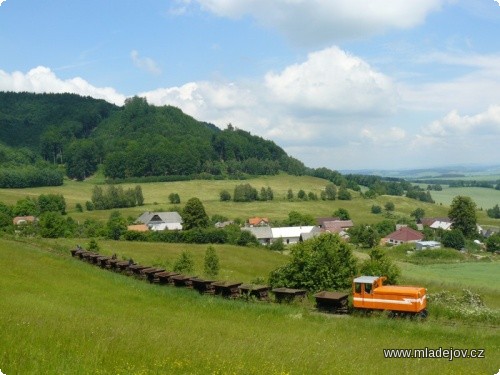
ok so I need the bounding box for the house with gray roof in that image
[136,211,183,231]
[243,225,321,245]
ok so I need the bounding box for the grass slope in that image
[1,238,499,374]
[0,174,457,225]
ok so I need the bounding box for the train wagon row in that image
[70,247,428,318]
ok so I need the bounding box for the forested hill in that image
[0,92,118,152]
[0,92,306,183]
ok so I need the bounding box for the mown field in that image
[1,237,499,375]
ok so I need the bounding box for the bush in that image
[337,187,352,200]
[371,205,382,214]
[359,247,400,284]
[269,237,285,251]
[333,208,351,220]
[233,183,258,202]
[168,193,181,204]
[485,232,500,252]
[269,233,358,292]
[173,250,195,274]
[204,246,220,278]
[442,229,466,250]
[384,202,395,212]
[219,190,231,202]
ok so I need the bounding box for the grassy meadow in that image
[430,186,499,210]
[1,237,499,375]
[1,174,500,373]
[0,174,460,225]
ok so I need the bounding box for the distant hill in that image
[341,165,500,180]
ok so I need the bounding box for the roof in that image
[322,220,354,233]
[317,217,340,226]
[242,226,273,239]
[137,212,183,225]
[271,226,317,239]
[429,221,453,230]
[248,217,269,226]
[13,216,36,225]
[354,276,380,284]
[420,217,451,227]
[384,227,424,242]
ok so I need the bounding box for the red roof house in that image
[383,227,424,245]
[247,217,269,227]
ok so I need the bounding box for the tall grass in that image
[1,238,499,374]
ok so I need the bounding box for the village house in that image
[382,227,424,246]
[243,225,320,245]
[417,217,453,231]
[247,217,270,227]
[136,212,183,231]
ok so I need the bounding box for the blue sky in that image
[1,0,500,170]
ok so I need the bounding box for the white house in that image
[136,212,183,231]
[271,226,320,245]
[242,225,320,245]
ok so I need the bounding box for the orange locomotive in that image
[352,276,428,318]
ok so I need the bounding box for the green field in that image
[0,174,456,226]
[430,187,500,210]
[1,238,499,374]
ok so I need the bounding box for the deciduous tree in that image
[448,196,477,238]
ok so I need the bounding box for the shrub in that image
[234,183,258,202]
[219,190,231,202]
[173,250,195,274]
[204,246,220,278]
[442,229,466,250]
[269,237,285,251]
[168,193,181,204]
[269,233,358,292]
[333,208,350,220]
[337,187,351,200]
[485,232,500,252]
[359,247,400,284]
[384,202,395,212]
[371,205,382,214]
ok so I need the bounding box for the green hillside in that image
[0,92,306,182]
[1,238,498,374]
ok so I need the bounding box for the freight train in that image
[70,247,428,319]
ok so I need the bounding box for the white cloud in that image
[139,46,397,147]
[0,0,6,7]
[422,106,500,137]
[265,46,396,115]
[130,50,162,75]
[0,66,126,105]
[495,0,500,6]
[195,0,445,45]
[399,53,500,113]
